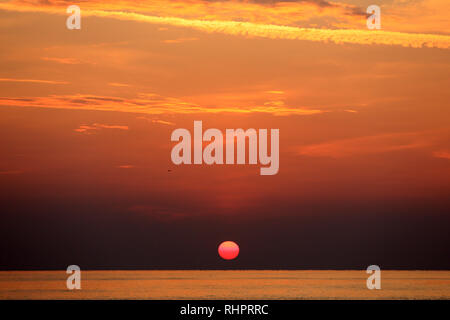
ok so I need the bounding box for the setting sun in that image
[218,241,240,260]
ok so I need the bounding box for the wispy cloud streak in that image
[0,93,324,116]
[0,78,68,84]
[0,3,448,49]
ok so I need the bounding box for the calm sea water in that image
[0,270,449,299]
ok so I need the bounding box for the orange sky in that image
[0,0,449,268]
[1,0,449,207]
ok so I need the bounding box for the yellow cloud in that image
[0,93,323,116]
[74,123,129,134]
[0,78,68,84]
[162,37,199,44]
[108,82,131,87]
[84,10,450,49]
[1,2,449,49]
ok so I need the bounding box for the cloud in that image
[0,93,324,116]
[8,0,367,23]
[108,82,131,87]
[116,165,134,168]
[379,0,450,34]
[1,1,449,49]
[162,37,199,44]
[41,57,82,65]
[433,150,450,160]
[136,116,176,126]
[296,131,434,158]
[76,10,450,49]
[265,90,285,94]
[74,123,129,134]
[0,78,68,84]
[95,124,129,130]
[152,119,176,126]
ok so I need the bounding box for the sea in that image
[0,270,449,299]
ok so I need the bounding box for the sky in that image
[0,0,449,270]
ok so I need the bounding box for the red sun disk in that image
[218,241,239,260]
